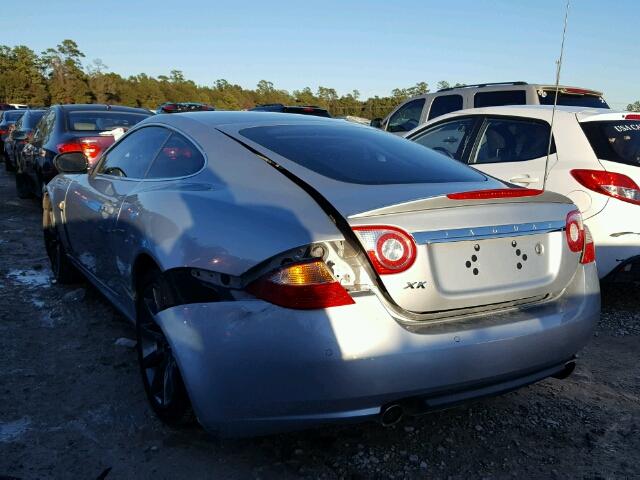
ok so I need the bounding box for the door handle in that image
[509,175,539,184]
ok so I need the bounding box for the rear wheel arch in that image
[132,253,162,296]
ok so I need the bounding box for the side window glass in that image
[145,132,205,179]
[411,118,476,160]
[428,95,463,120]
[34,111,53,142]
[14,115,24,131]
[387,99,426,133]
[473,90,527,108]
[97,126,171,179]
[471,118,554,164]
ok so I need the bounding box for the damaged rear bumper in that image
[154,263,600,437]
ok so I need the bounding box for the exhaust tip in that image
[380,404,404,427]
[552,361,576,380]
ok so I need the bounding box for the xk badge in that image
[404,281,427,289]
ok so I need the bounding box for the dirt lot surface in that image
[0,167,639,480]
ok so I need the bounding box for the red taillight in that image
[625,114,640,120]
[446,188,543,200]
[352,225,417,274]
[565,210,585,253]
[581,226,596,264]
[57,137,114,165]
[570,169,640,206]
[561,87,599,95]
[247,259,354,310]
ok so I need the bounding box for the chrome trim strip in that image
[412,220,565,244]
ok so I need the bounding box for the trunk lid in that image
[349,193,578,313]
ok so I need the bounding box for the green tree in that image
[627,101,640,112]
[0,45,47,104]
[41,39,90,103]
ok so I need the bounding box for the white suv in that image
[406,105,640,281]
[374,82,609,135]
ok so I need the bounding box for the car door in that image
[467,116,557,189]
[109,131,207,301]
[63,126,171,291]
[22,109,53,182]
[409,116,480,162]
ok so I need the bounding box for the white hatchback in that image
[407,105,640,281]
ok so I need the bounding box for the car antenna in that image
[543,0,570,190]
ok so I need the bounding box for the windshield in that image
[239,124,486,185]
[67,111,149,132]
[581,120,640,167]
[539,90,609,108]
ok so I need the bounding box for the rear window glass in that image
[428,95,463,120]
[24,111,45,129]
[67,111,148,132]
[1,111,23,122]
[239,124,486,185]
[474,90,526,108]
[581,121,640,167]
[539,91,609,108]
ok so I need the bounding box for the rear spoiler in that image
[349,190,572,218]
[538,86,604,97]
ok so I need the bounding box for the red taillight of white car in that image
[565,209,595,264]
[571,169,640,206]
[247,259,354,309]
[352,225,417,274]
[581,226,596,264]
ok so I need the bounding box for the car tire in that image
[15,172,33,199]
[43,200,80,284]
[136,269,195,426]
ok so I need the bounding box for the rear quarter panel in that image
[112,128,345,304]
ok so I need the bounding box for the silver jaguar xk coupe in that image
[43,112,600,437]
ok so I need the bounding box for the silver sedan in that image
[43,112,600,437]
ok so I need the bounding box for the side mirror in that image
[53,152,88,174]
[370,118,384,129]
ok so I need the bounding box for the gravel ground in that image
[0,167,639,480]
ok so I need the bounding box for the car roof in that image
[423,104,621,124]
[147,111,338,128]
[56,104,151,114]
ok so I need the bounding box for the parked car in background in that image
[0,110,24,167]
[407,105,640,281]
[3,109,46,171]
[10,103,29,109]
[249,103,332,117]
[16,104,151,198]
[156,102,215,114]
[0,103,17,111]
[44,111,598,437]
[373,82,609,135]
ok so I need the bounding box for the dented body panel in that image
[156,262,599,437]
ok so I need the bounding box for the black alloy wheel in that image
[136,270,194,426]
[43,201,79,284]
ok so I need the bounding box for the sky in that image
[2,0,637,108]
